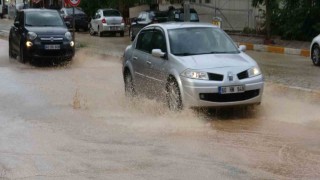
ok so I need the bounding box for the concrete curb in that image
[239,42,310,57]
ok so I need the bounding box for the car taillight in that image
[102,18,107,24]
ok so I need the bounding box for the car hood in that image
[175,53,257,69]
[26,26,68,35]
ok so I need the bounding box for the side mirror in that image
[14,21,20,27]
[239,45,246,52]
[152,49,166,58]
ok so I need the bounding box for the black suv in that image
[129,10,168,41]
[60,7,89,31]
[9,9,75,63]
[167,8,199,22]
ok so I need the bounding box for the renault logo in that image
[228,72,234,81]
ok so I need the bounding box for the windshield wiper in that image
[173,53,198,56]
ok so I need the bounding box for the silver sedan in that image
[122,23,264,111]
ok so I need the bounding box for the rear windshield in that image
[103,10,121,17]
[25,11,64,27]
[66,8,85,15]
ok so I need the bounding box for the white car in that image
[311,34,320,66]
[122,23,264,111]
[89,8,125,37]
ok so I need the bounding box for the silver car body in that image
[310,34,320,66]
[123,23,264,108]
[90,9,125,34]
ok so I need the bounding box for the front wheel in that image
[124,71,135,97]
[312,44,320,66]
[166,79,183,111]
[8,40,16,59]
[19,45,28,63]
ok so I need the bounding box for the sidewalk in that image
[0,18,311,57]
[230,34,311,57]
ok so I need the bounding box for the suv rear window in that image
[103,10,121,17]
[66,8,85,15]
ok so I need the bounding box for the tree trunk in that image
[265,0,271,40]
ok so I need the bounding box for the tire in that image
[98,27,103,37]
[166,78,183,111]
[89,27,95,36]
[8,40,15,59]
[120,31,124,37]
[311,44,320,66]
[19,45,28,63]
[124,71,135,97]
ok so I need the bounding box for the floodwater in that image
[0,39,320,179]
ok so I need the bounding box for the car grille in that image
[208,73,223,81]
[199,90,260,102]
[237,70,249,80]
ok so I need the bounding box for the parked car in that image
[310,35,320,66]
[167,8,199,22]
[129,10,168,41]
[123,23,264,111]
[9,9,75,63]
[60,7,89,31]
[89,8,125,37]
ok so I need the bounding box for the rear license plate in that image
[219,85,245,94]
[110,26,118,30]
[45,44,60,50]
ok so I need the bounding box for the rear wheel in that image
[166,78,182,111]
[124,71,135,97]
[98,27,103,37]
[312,44,320,66]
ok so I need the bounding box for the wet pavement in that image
[0,38,320,179]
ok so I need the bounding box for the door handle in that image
[146,61,152,65]
[133,56,138,60]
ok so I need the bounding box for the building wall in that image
[131,0,263,31]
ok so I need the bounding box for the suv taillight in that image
[102,18,107,24]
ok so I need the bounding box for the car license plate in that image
[219,85,245,94]
[110,26,118,30]
[45,44,60,50]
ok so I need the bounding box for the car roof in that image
[21,8,59,13]
[147,22,218,30]
[100,8,119,11]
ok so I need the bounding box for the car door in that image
[145,28,169,95]
[131,28,154,94]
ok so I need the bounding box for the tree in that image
[252,0,279,41]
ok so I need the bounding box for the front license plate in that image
[219,85,245,94]
[45,44,60,50]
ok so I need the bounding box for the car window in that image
[152,30,167,53]
[25,11,64,27]
[136,30,154,53]
[168,27,239,56]
[103,10,121,17]
[66,8,84,15]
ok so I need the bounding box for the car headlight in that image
[27,32,37,40]
[248,67,261,78]
[65,32,72,41]
[181,69,209,80]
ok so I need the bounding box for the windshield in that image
[25,11,64,27]
[168,27,239,56]
[103,10,121,17]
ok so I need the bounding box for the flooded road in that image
[0,39,320,179]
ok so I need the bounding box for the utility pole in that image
[184,0,190,22]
